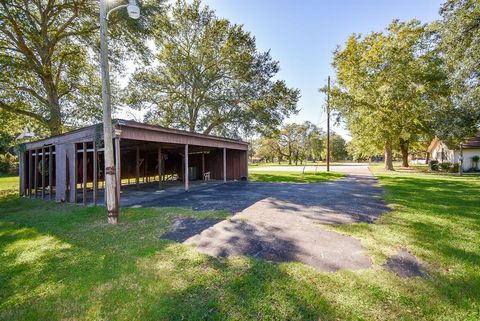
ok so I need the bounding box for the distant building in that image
[428,134,480,171]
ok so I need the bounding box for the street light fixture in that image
[106,0,141,20]
[99,0,140,224]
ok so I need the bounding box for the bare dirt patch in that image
[383,248,427,278]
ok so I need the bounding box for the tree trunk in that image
[48,113,62,136]
[399,138,409,167]
[41,61,63,135]
[288,143,292,165]
[384,140,394,171]
[425,152,430,164]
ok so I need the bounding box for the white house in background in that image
[428,134,480,171]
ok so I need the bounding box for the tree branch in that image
[0,100,48,125]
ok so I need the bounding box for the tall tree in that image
[328,20,448,170]
[255,122,324,165]
[0,0,160,135]
[435,0,480,144]
[304,122,325,161]
[255,137,281,163]
[126,0,299,138]
[330,133,348,161]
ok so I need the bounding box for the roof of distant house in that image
[428,133,480,153]
[462,134,480,149]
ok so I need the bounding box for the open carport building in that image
[19,120,249,205]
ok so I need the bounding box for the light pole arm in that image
[106,4,128,20]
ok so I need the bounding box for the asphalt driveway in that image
[159,166,390,271]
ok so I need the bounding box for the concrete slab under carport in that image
[88,179,226,208]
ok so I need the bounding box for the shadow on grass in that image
[0,197,339,320]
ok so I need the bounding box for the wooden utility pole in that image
[326,76,331,172]
[99,0,119,224]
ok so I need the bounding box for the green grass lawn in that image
[248,170,344,183]
[0,176,19,198]
[0,170,479,320]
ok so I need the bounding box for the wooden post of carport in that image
[41,147,45,199]
[34,148,39,198]
[28,149,33,197]
[185,144,189,191]
[93,143,98,205]
[158,146,163,190]
[73,144,78,204]
[223,147,227,183]
[201,149,205,179]
[245,148,249,180]
[82,142,87,205]
[48,146,53,200]
[136,146,140,189]
[145,156,148,183]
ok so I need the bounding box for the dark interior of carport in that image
[20,121,249,205]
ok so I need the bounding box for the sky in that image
[199,0,445,139]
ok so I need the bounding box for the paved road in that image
[159,165,390,272]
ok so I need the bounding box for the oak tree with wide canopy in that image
[434,0,480,145]
[0,0,161,135]
[328,20,448,170]
[125,0,299,138]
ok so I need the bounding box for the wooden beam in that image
[41,147,46,199]
[76,148,104,153]
[158,146,163,190]
[145,156,148,183]
[34,148,39,198]
[119,125,248,151]
[223,148,227,183]
[93,143,98,205]
[245,149,249,180]
[115,137,121,204]
[28,150,32,197]
[184,144,189,191]
[202,151,205,178]
[73,144,77,204]
[136,146,140,188]
[83,142,87,205]
[48,146,53,200]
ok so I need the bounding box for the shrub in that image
[472,155,480,170]
[0,153,18,174]
[450,163,459,173]
[429,160,439,171]
[438,162,452,172]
